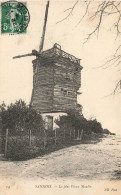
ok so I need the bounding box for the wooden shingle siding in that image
[31,48,82,113]
[53,59,78,111]
[53,86,77,111]
[32,59,54,112]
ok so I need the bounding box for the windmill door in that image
[47,116,53,130]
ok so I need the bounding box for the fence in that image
[0,128,83,160]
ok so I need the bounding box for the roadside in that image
[0,135,120,181]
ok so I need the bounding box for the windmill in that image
[13,1,83,130]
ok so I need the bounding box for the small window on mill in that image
[65,73,71,81]
[67,91,72,96]
[63,90,67,95]
[61,88,72,96]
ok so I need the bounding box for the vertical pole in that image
[55,129,56,145]
[16,135,17,144]
[78,129,80,139]
[64,129,65,139]
[70,129,71,139]
[80,129,83,140]
[29,129,32,146]
[74,129,75,139]
[5,129,8,157]
[44,129,47,149]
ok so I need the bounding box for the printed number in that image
[6,186,10,189]
[3,23,8,30]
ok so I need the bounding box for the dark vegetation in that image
[0,100,44,135]
[55,109,104,135]
[103,129,116,135]
[0,100,111,161]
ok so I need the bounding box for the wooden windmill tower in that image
[13,1,83,130]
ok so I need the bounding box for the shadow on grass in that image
[5,133,107,161]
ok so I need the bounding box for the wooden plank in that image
[5,129,8,157]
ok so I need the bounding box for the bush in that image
[6,142,41,160]
[0,100,44,135]
[55,109,104,136]
[103,128,111,134]
[87,119,103,134]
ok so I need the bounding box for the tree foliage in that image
[55,109,104,134]
[0,100,44,135]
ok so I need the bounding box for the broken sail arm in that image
[13,50,40,59]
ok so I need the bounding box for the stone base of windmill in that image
[41,112,67,131]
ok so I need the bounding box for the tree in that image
[88,119,103,134]
[55,109,103,135]
[57,1,121,94]
[0,99,44,135]
[55,109,82,130]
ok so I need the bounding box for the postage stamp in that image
[1,1,30,34]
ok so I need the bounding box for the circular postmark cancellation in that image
[1,1,30,34]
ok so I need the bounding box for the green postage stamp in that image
[1,1,30,34]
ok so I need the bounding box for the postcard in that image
[0,0,121,195]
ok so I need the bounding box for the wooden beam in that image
[13,50,40,59]
[13,53,33,59]
[5,129,8,157]
[39,0,50,53]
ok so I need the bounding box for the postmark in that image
[1,1,30,34]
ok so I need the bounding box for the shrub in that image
[55,109,104,135]
[103,129,111,134]
[6,141,41,160]
[0,100,44,135]
[87,119,103,134]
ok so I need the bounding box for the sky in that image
[0,0,121,135]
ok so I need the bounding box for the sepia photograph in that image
[0,0,121,194]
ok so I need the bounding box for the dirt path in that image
[0,135,121,181]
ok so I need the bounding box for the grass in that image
[5,132,107,161]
